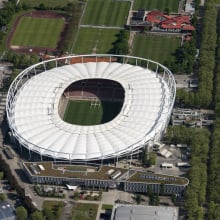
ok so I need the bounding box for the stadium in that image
[6,55,176,162]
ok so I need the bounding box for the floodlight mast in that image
[6,54,175,163]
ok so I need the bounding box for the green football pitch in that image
[132,34,180,64]
[133,0,179,13]
[81,0,130,26]
[73,28,119,54]
[63,100,123,126]
[10,16,65,48]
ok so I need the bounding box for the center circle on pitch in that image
[59,78,125,125]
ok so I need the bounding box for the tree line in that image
[175,0,217,108]
[166,126,210,219]
[207,7,220,220]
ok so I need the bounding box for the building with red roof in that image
[146,11,195,32]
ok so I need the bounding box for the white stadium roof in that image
[7,55,175,161]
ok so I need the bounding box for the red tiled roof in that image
[182,25,195,31]
[161,24,181,29]
[145,10,194,31]
[146,10,169,23]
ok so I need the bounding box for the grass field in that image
[73,28,119,54]
[63,100,123,125]
[101,204,113,210]
[42,201,64,220]
[132,34,180,64]
[82,0,130,26]
[133,0,179,13]
[20,0,71,7]
[72,203,98,220]
[10,16,65,48]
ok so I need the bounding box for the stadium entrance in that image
[59,79,125,126]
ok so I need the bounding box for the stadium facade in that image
[6,55,176,162]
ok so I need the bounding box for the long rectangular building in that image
[22,162,189,195]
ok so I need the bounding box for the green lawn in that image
[20,0,72,7]
[63,100,123,125]
[133,0,179,13]
[42,201,64,220]
[101,204,113,210]
[82,0,130,26]
[72,203,98,220]
[73,28,119,54]
[10,16,65,48]
[132,34,180,64]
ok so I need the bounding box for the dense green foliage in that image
[0,0,25,47]
[165,37,197,74]
[166,126,210,219]
[0,0,22,27]
[30,211,44,220]
[207,7,220,220]
[175,0,217,108]
[195,0,217,107]
[16,206,28,220]
[111,30,129,55]
[142,149,156,166]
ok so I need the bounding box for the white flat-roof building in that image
[114,205,178,220]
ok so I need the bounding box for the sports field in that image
[73,28,119,54]
[81,0,130,26]
[10,16,65,48]
[133,0,179,13]
[63,100,123,125]
[132,34,180,64]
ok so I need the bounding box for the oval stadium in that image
[6,55,176,161]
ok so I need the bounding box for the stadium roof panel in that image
[7,55,175,161]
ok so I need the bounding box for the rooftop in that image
[127,171,188,185]
[24,162,189,185]
[114,205,178,220]
[9,59,172,160]
[0,201,15,220]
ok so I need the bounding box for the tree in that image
[0,193,6,201]
[142,149,156,166]
[142,148,148,165]
[171,193,177,204]
[135,194,141,204]
[164,7,170,15]
[0,172,3,180]
[148,152,156,166]
[43,207,55,220]
[30,211,44,220]
[38,3,46,10]
[16,206,28,220]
